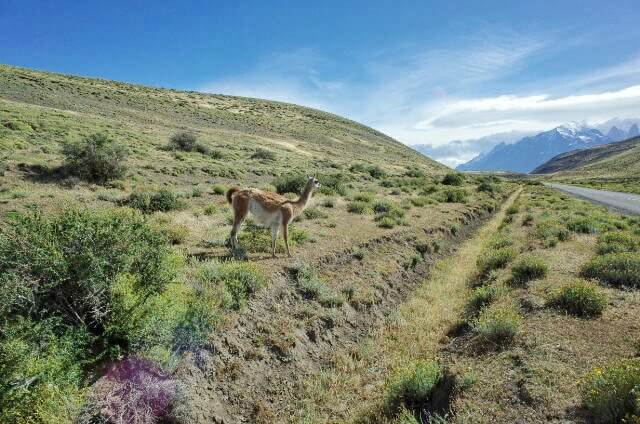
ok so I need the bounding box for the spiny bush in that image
[318,173,349,196]
[466,286,502,317]
[580,358,640,423]
[581,253,640,288]
[511,255,548,284]
[0,318,88,423]
[438,188,468,203]
[168,131,197,151]
[441,173,464,186]
[125,189,186,213]
[251,148,276,161]
[596,232,639,255]
[238,223,309,253]
[548,280,607,317]
[196,260,266,311]
[292,263,345,307]
[347,200,374,214]
[473,302,522,346]
[62,132,127,183]
[385,360,446,416]
[476,247,517,275]
[273,173,307,194]
[0,208,177,328]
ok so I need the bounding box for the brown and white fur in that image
[226,176,320,257]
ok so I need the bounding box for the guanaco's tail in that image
[226,187,240,204]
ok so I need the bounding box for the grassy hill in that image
[0,65,510,423]
[533,136,640,194]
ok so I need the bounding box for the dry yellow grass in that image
[294,190,521,423]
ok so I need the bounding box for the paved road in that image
[548,183,640,215]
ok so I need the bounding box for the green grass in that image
[385,360,445,415]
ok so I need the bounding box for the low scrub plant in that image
[273,173,307,194]
[438,187,467,203]
[124,189,186,213]
[476,247,517,275]
[466,286,502,317]
[581,253,640,288]
[347,200,374,214]
[596,232,639,255]
[535,219,570,246]
[168,131,197,151]
[196,260,266,311]
[385,360,445,415]
[293,263,345,307]
[62,132,127,183]
[302,207,329,220]
[318,173,349,196]
[251,148,276,161]
[567,216,601,234]
[511,255,548,284]
[373,201,407,228]
[548,280,607,317]
[473,302,522,346]
[441,173,464,186]
[580,358,640,423]
[212,184,226,195]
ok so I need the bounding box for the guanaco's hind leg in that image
[230,196,249,249]
[281,208,293,257]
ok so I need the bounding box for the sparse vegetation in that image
[581,252,640,288]
[511,255,548,284]
[477,247,517,275]
[124,189,186,213]
[473,302,522,346]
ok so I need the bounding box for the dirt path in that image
[174,196,512,423]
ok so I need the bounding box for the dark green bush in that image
[466,286,501,316]
[212,184,226,195]
[318,173,349,196]
[477,180,496,193]
[511,255,548,284]
[473,302,522,345]
[350,163,386,179]
[273,173,307,194]
[169,131,197,151]
[548,280,607,317]
[385,361,445,415]
[125,189,186,213]
[567,216,600,234]
[0,208,176,327]
[580,358,640,423]
[441,173,464,186]
[62,133,127,183]
[438,188,467,203]
[347,201,374,214]
[251,148,276,161]
[581,253,640,288]
[477,247,517,274]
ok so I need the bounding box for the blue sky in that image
[2,1,640,165]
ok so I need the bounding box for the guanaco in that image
[225,176,321,257]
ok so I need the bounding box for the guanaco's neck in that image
[290,184,315,215]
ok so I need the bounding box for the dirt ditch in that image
[174,201,504,423]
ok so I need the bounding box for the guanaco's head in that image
[307,176,321,191]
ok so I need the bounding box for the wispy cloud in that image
[198,32,640,166]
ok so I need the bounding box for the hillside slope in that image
[533,136,640,175]
[0,64,445,180]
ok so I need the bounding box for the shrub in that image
[535,220,570,246]
[487,235,512,249]
[567,216,599,234]
[293,263,344,307]
[581,253,640,288]
[548,280,607,317]
[506,205,519,215]
[212,184,226,195]
[238,223,309,253]
[354,192,374,202]
[169,132,197,151]
[196,260,266,311]
[596,232,639,255]
[522,214,534,226]
[438,188,467,203]
[62,133,127,183]
[319,173,349,196]
[477,181,496,193]
[466,286,501,316]
[511,255,548,284]
[273,173,307,194]
[409,196,432,207]
[0,208,177,328]
[85,357,181,424]
[0,318,88,423]
[441,173,464,186]
[373,201,407,228]
[321,197,336,208]
[385,360,444,415]
[302,207,329,220]
[125,189,186,213]
[476,247,517,274]
[580,358,640,423]
[350,163,386,179]
[203,205,216,215]
[347,201,373,214]
[473,302,522,345]
[251,148,276,161]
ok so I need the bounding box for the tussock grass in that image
[581,253,640,288]
[548,280,607,317]
[472,301,522,346]
[510,255,548,284]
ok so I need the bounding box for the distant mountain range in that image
[456,121,640,173]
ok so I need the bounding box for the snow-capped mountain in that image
[456,123,608,173]
[456,120,640,173]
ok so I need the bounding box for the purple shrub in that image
[89,357,181,424]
